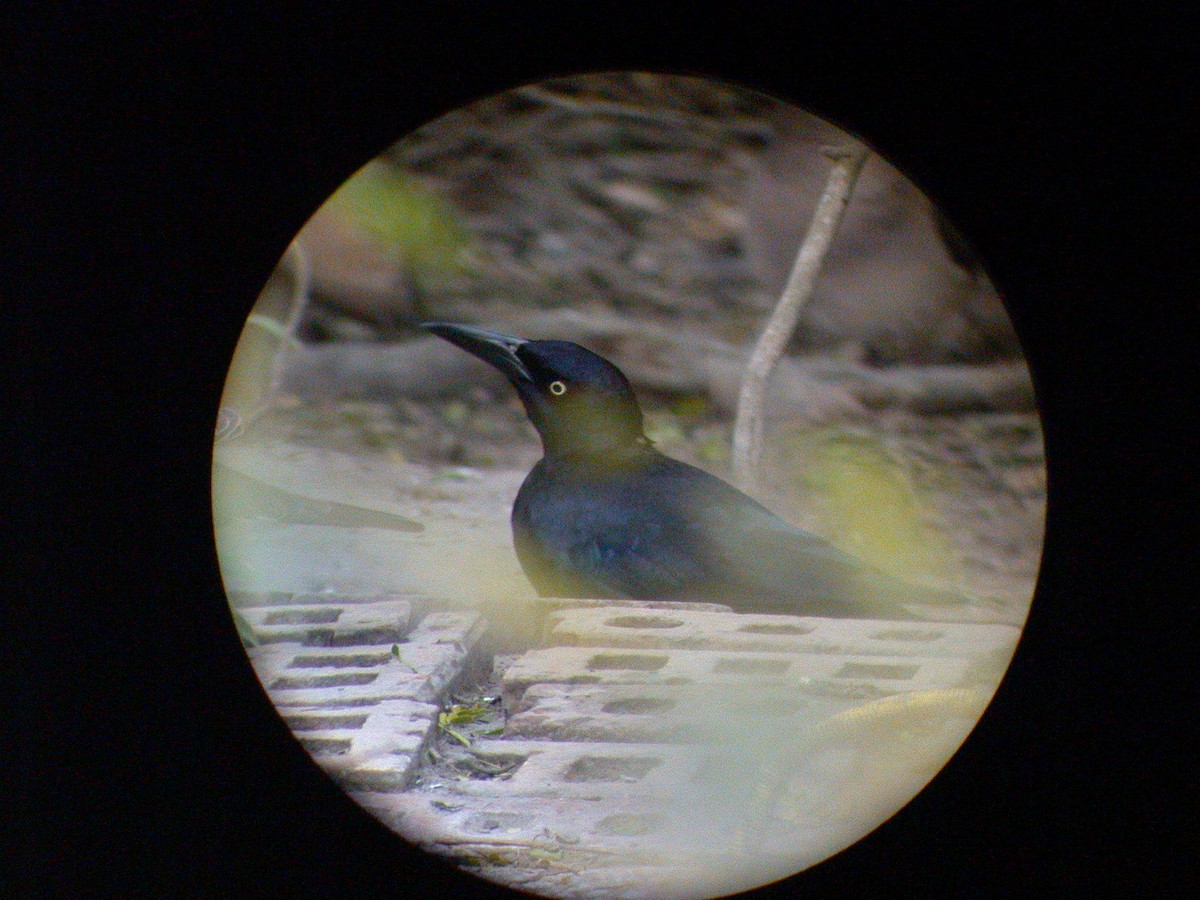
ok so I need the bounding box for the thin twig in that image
[731,145,869,492]
[265,237,312,397]
[216,238,311,442]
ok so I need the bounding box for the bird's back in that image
[512,446,957,619]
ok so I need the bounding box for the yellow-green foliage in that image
[794,429,949,583]
[327,160,468,278]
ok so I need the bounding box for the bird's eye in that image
[548,380,567,396]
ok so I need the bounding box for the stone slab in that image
[238,598,415,646]
[281,698,440,792]
[492,862,736,900]
[531,597,734,617]
[504,682,851,744]
[230,590,425,607]
[422,739,724,799]
[361,782,819,869]
[358,755,846,899]
[360,789,681,867]
[251,611,487,706]
[501,645,970,707]
[548,607,1020,662]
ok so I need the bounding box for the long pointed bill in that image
[421,321,534,383]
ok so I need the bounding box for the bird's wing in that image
[574,509,711,599]
[515,453,961,617]
[514,455,860,605]
[515,484,709,599]
[651,458,950,617]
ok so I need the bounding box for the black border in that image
[6,6,1189,898]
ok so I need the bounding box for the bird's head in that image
[422,322,647,458]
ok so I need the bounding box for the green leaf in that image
[439,723,472,747]
[326,161,469,277]
[441,702,489,726]
[389,644,415,671]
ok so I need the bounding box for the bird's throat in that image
[539,427,653,467]
[518,387,647,462]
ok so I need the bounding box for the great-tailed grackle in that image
[423,322,967,620]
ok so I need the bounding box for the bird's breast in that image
[510,456,673,598]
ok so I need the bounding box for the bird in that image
[422,321,967,620]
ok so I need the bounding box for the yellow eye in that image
[548,380,567,396]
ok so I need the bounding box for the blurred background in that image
[217,71,1044,625]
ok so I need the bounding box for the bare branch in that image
[216,239,311,442]
[731,145,870,492]
[266,238,312,396]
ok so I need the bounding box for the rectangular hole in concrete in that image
[325,631,402,648]
[463,811,532,834]
[290,653,392,668]
[284,713,370,731]
[713,657,789,675]
[604,615,684,629]
[738,622,814,635]
[463,752,527,779]
[271,673,378,690]
[587,653,669,672]
[601,697,677,715]
[299,736,352,755]
[263,608,342,625]
[871,629,945,642]
[319,698,381,708]
[834,662,920,680]
[561,755,661,782]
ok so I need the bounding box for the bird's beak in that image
[421,321,534,383]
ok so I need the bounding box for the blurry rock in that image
[293,162,471,333]
[298,202,412,326]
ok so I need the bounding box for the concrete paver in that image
[501,644,972,707]
[237,592,1008,899]
[238,597,415,646]
[281,698,440,791]
[249,610,486,706]
[505,682,850,743]
[547,606,1019,660]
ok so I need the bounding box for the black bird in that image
[423,322,967,620]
